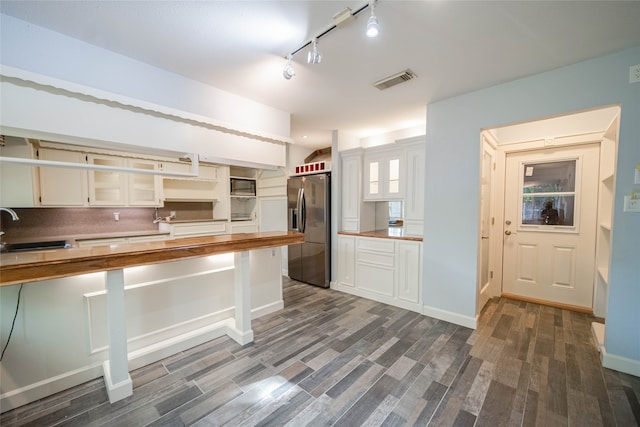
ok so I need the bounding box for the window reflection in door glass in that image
[521,160,576,227]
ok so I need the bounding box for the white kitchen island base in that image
[0,232,302,412]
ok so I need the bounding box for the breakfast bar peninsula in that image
[0,231,303,409]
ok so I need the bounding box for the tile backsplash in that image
[0,203,215,241]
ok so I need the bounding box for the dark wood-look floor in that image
[2,278,639,426]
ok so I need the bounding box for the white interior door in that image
[502,144,599,309]
[478,136,497,311]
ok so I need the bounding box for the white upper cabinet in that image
[340,149,375,233]
[402,138,426,236]
[0,137,36,208]
[87,154,127,206]
[363,147,404,200]
[128,158,162,206]
[37,148,88,206]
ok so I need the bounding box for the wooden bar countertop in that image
[338,229,423,242]
[0,231,304,287]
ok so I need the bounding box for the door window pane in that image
[521,160,576,227]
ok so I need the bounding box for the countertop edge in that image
[338,230,423,242]
[0,231,304,287]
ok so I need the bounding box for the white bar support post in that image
[231,251,254,345]
[103,269,133,403]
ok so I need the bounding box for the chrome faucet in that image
[0,207,20,239]
[0,207,19,221]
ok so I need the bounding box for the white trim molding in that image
[422,304,478,330]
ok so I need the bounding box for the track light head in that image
[307,38,322,64]
[283,55,295,80]
[366,3,379,37]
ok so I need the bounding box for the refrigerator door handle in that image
[299,188,306,233]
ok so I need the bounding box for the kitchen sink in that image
[1,240,70,253]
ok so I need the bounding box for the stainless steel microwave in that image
[230,178,256,196]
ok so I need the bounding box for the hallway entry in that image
[477,106,619,316]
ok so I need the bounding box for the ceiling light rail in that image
[283,0,379,79]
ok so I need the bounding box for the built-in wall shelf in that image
[593,113,618,318]
[598,266,609,286]
[599,222,612,232]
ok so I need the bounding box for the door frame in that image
[476,132,499,314]
[477,110,619,314]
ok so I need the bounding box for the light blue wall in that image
[424,47,640,363]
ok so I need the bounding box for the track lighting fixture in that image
[366,1,380,38]
[283,55,295,80]
[307,38,322,64]
[283,1,382,79]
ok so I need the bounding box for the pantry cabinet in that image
[340,149,374,233]
[401,137,426,236]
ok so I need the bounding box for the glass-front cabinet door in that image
[363,149,403,200]
[387,156,401,197]
[88,154,127,206]
[128,159,161,206]
[364,152,383,200]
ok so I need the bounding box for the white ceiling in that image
[2,1,640,149]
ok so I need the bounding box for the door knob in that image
[505,230,512,235]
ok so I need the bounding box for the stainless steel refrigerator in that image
[287,173,330,288]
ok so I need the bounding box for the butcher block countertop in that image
[0,231,304,287]
[338,229,423,242]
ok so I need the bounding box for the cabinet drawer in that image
[128,234,167,243]
[77,237,127,247]
[172,222,227,237]
[230,223,258,234]
[357,251,394,267]
[357,237,395,253]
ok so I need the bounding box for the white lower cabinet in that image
[396,240,422,304]
[230,222,259,234]
[337,235,356,287]
[158,221,227,239]
[335,234,422,313]
[76,234,167,247]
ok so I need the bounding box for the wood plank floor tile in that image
[1,278,629,427]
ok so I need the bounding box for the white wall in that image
[0,14,289,168]
[0,14,290,138]
[423,46,640,374]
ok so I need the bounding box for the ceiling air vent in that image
[372,69,417,90]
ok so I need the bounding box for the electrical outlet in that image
[630,64,640,84]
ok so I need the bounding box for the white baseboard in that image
[252,300,284,319]
[103,361,133,403]
[601,348,640,377]
[0,363,104,413]
[332,283,422,314]
[422,304,477,329]
[0,301,284,413]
